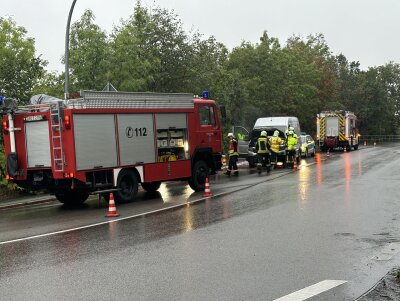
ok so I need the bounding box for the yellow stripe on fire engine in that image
[339,115,346,141]
[320,117,325,138]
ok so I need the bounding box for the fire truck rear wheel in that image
[115,169,138,203]
[55,189,89,206]
[189,160,209,191]
[141,181,161,192]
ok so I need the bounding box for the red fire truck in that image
[1,91,223,205]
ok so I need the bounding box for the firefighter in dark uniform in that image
[256,130,271,174]
[224,133,239,176]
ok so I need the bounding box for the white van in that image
[253,116,301,135]
[233,116,301,167]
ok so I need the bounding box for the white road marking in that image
[0,166,301,246]
[272,280,347,301]
[0,189,235,246]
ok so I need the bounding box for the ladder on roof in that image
[49,102,65,173]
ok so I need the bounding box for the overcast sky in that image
[2,0,400,72]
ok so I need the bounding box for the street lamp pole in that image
[64,0,77,100]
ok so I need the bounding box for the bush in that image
[0,145,20,192]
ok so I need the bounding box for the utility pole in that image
[64,0,77,100]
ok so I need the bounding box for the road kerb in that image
[0,196,56,210]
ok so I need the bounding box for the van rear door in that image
[232,126,250,158]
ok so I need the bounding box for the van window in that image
[288,118,300,134]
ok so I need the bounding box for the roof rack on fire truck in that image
[67,90,195,109]
[3,91,196,113]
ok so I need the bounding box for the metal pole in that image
[64,0,77,100]
[7,113,16,153]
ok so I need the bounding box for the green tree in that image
[0,17,46,103]
[69,9,111,90]
[31,71,64,99]
[149,6,193,92]
[189,35,228,95]
[108,2,160,91]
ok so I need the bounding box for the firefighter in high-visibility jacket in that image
[269,130,283,168]
[256,130,271,174]
[224,133,239,177]
[286,130,298,165]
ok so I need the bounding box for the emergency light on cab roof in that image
[201,91,209,99]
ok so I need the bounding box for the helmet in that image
[227,133,234,138]
[288,126,294,131]
[260,131,267,137]
[273,130,279,137]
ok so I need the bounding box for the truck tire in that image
[114,169,138,203]
[141,181,161,192]
[55,188,89,206]
[189,160,209,191]
[354,144,359,150]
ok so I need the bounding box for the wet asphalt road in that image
[1,145,400,300]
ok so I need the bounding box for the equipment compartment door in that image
[74,114,118,170]
[118,114,156,166]
[25,121,51,168]
[326,116,339,137]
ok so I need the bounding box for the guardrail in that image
[361,135,400,142]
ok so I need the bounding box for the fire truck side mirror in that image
[219,105,226,123]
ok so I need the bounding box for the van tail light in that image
[64,115,71,129]
[3,120,9,134]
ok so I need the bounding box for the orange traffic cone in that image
[293,160,298,171]
[364,140,367,146]
[326,149,330,158]
[203,178,212,197]
[343,146,347,152]
[106,193,119,217]
[221,155,227,172]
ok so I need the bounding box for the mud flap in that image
[7,152,20,177]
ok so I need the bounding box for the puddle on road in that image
[372,242,400,261]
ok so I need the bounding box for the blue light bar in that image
[201,91,209,99]
[0,96,3,104]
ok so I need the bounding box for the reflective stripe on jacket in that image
[257,137,269,154]
[229,139,238,156]
[269,136,282,153]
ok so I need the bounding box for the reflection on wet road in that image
[2,145,400,300]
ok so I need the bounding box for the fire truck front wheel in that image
[189,160,209,191]
[115,169,139,203]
